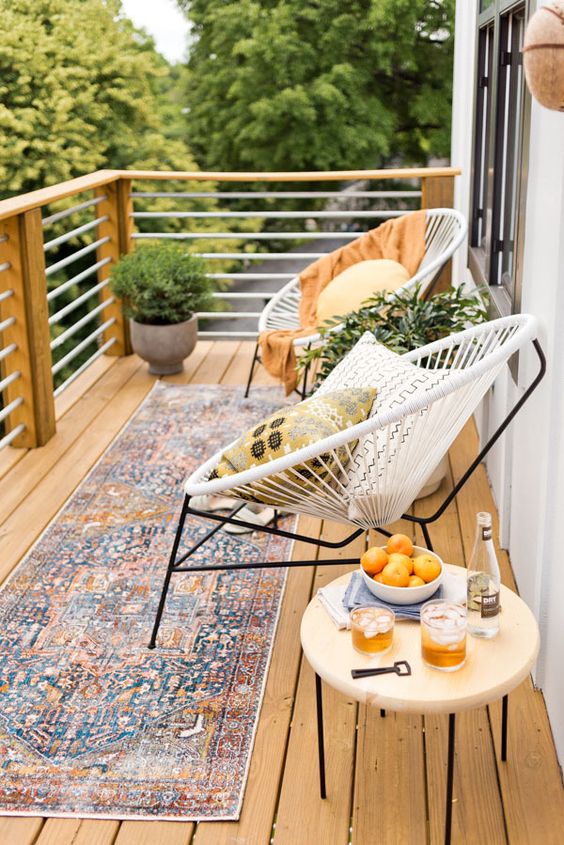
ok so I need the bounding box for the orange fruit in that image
[381,561,410,587]
[408,575,426,588]
[361,546,388,576]
[388,552,414,575]
[373,573,384,583]
[386,533,414,557]
[413,554,441,583]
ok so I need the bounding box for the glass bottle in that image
[467,512,500,638]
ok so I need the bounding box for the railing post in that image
[95,178,133,355]
[421,174,456,294]
[0,210,55,447]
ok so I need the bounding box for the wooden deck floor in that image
[1,341,563,845]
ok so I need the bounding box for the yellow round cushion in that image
[315,259,410,325]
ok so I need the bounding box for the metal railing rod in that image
[130,190,422,200]
[51,317,116,375]
[132,210,405,220]
[133,232,364,241]
[0,369,21,394]
[46,236,110,277]
[206,273,294,281]
[196,311,261,319]
[0,422,25,451]
[0,316,16,334]
[0,395,23,425]
[0,343,17,364]
[47,257,112,302]
[50,299,115,350]
[49,278,110,325]
[53,337,117,397]
[43,215,109,252]
[0,261,10,273]
[211,292,273,300]
[0,289,13,303]
[42,195,107,227]
[198,331,258,339]
[194,252,326,260]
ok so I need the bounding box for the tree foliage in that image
[0,0,198,197]
[179,0,455,172]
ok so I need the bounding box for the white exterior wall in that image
[452,0,564,764]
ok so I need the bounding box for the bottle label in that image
[481,592,500,618]
[482,526,492,541]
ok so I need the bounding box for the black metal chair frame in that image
[147,338,545,845]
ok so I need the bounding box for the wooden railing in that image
[0,166,460,449]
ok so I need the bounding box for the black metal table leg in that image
[445,713,456,845]
[315,672,327,799]
[501,694,508,762]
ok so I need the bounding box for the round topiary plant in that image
[110,244,214,374]
[110,242,213,325]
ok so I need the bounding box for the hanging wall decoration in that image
[523,3,564,111]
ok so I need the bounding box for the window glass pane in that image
[472,25,494,250]
[491,8,525,292]
[480,0,495,10]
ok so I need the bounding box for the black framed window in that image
[471,1,529,313]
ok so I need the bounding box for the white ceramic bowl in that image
[360,545,444,606]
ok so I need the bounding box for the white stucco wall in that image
[509,102,564,755]
[452,0,564,765]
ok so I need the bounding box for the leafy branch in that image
[297,283,490,388]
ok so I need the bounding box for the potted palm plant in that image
[110,243,214,374]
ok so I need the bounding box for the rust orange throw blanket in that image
[259,209,427,394]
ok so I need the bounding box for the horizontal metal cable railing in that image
[129,177,426,340]
[0,166,458,449]
[0,239,26,450]
[42,192,117,398]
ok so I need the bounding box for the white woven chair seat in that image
[258,208,467,347]
[186,315,537,529]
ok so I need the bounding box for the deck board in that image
[0,347,562,844]
[415,467,507,844]
[274,520,364,845]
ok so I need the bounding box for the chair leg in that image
[244,341,260,398]
[421,522,434,552]
[148,495,190,649]
[300,362,310,400]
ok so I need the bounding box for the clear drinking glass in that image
[350,606,395,656]
[420,600,467,672]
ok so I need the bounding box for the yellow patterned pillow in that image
[208,388,376,504]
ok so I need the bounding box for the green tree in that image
[179,0,455,172]
[0,0,198,197]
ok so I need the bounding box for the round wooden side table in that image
[300,565,540,845]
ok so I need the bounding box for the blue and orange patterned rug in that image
[0,383,294,821]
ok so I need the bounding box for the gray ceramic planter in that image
[130,315,198,375]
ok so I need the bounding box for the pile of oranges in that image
[361,533,441,588]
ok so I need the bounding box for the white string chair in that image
[190,315,539,528]
[149,314,545,648]
[245,208,467,396]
